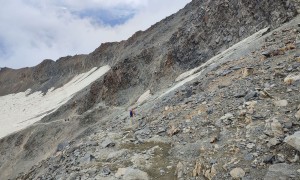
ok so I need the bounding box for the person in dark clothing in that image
[130,109,134,118]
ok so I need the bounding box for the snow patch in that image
[0,65,111,138]
[136,90,151,105]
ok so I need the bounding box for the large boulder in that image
[264,163,300,180]
[284,131,300,151]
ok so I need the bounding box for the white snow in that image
[0,65,110,138]
[136,90,151,105]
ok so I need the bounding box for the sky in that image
[0,0,191,69]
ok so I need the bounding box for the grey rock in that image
[267,137,281,148]
[239,26,245,37]
[244,153,254,161]
[101,139,115,148]
[210,159,218,164]
[295,109,300,120]
[135,126,151,139]
[264,163,300,180]
[107,149,128,162]
[57,141,69,152]
[262,51,272,58]
[86,141,98,146]
[101,167,111,176]
[122,168,149,180]
[263,155,275,164]
[245,91,258,101]
[234,91,246,98]
[74,149,80,157]
[230,167,245,179]
[284,131,300,151]
[274,100,288,107]
[79,154,95,164]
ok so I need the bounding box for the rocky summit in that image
[0,0,300,180]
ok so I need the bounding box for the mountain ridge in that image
[0,0,299,179]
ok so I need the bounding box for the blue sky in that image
[0,0,191,69]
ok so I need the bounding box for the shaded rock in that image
[242,67,254,78]
[264,163,300,180]
[230,167,245,179]
[101,167,111,176]
[234,91,246,98]
[267,137,281,148]
[245,91,258,101]
[56,141,69,152]
[284,131,300,151]
[101,139,115,148]
[168,124,180,136]
[263,155,275,164]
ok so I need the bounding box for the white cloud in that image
[0,0,191,68]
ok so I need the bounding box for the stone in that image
[242,67,254,78]
[192,162,202,177]
[101,167,111,176]
[274,100,288,107]
[220,113,234,122]
[246,143,255,149]
[284,74,300,85]
[284,131,300,151]
[115,167,149,180]
[264,163,300,180]
[176,162,184,179]
[134,126,151,139]
[267,137,281,147]
[244,153,254,161]
[262,50,272,58]
[276,154,285,163]
[295,110,300,120]
[168,124,180,136]
[79,154,95,164]
[115,168,127,178]
[263,155,275,164]
[107,149,128,161]
[230,167,245,179]
[101,139,115,148]
[245,91,258,101]
[56,141,69,152]
[204,165,217,180]
[123,168,149,180]
[266,119,284,137]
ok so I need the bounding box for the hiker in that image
[130,109,134,118]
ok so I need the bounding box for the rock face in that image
[284,131,300,151]
[0,0,299,180]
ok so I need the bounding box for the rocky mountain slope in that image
[0,0,299,179]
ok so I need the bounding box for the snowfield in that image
[0,65,110,138]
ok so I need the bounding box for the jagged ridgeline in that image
[0,0,299,179]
